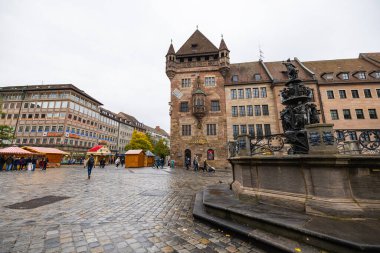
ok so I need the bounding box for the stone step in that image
[193,185,380,253]
[193,192,321,253]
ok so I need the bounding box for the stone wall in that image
[230,155,380,218]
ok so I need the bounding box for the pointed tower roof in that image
[219,38,229,52]
[176,30,218,56]
[166,42,175,56]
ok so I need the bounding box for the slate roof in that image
[265,60,314,83]
[166,43,175,56]
[219,38,229,51]
[303,58,379,82]
[176,30,218,56]
[225,61,272,84]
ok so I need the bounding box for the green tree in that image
[125,131,153,152]
[0,125,14,147]
[153,138,170,159]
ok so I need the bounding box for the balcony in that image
[193,105,206,118]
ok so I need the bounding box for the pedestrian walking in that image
[5,156,13,171]
[193,156,199,171]
[115,157,120,168]
[155,156,160,169]
[160,158,164,169]
[185,157,190,170]
[0,155,5,171]
[121,157,125,167]
[43,158,48,170]
[13,157,19,171]
[87,154,95,179]
[31,157,37,171]
[202,159,207,172]
[19,157,25,170]
[100,158,106,168]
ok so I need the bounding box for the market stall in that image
[22,146,68,168]
[0,146,37,170]
[125,149,145,168]
[86,145,112,165]
[145,150,155,167]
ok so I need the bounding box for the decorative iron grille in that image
[228,129,380,157]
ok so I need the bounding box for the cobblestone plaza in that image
[0,167,265,253]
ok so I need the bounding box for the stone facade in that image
[166,30,229,168]
[167,30,380,169]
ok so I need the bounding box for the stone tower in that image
[166,29,230,168]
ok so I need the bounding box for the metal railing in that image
[228,129,380,157]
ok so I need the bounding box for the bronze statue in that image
[282,59,298,80]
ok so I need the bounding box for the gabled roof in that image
[303,58,378,82]
[88,145,103,152]
[225,61,271,84]
[125,149,144,155]
[176,30,218,56]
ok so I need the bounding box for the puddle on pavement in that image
[5,195,70,209]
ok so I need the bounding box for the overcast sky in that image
[0,0,379,133]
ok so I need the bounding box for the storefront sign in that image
[47,132,63,137]
[69,133,80,139]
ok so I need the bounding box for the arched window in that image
[207,149,215,160]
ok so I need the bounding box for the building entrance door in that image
[184,149,191,166]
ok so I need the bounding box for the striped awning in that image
[0,146,35,155]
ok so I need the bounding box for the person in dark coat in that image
[5,156,13,171]
[31,157,37,171]
[13,158,19,171]
[43,157,49,170]
[0,155,5,171]
[87,154,95,179]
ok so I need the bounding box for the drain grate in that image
[5,195,70,209]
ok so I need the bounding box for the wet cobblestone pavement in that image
[0,166,266,253]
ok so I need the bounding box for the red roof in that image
[88,145,103,152]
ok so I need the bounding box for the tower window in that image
[180,102,189,112]
[182,125,191,136]
[181,78,191,88]
[206,124,217,136]
[205,77,215,86]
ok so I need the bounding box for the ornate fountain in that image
[280,59,320,154]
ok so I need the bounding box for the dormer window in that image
[370,71,380,79]
[254,74,261,81]
[322,73,334,80]
[341,73,349,80]
[356,72,366,80]
[232,75,239,82]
